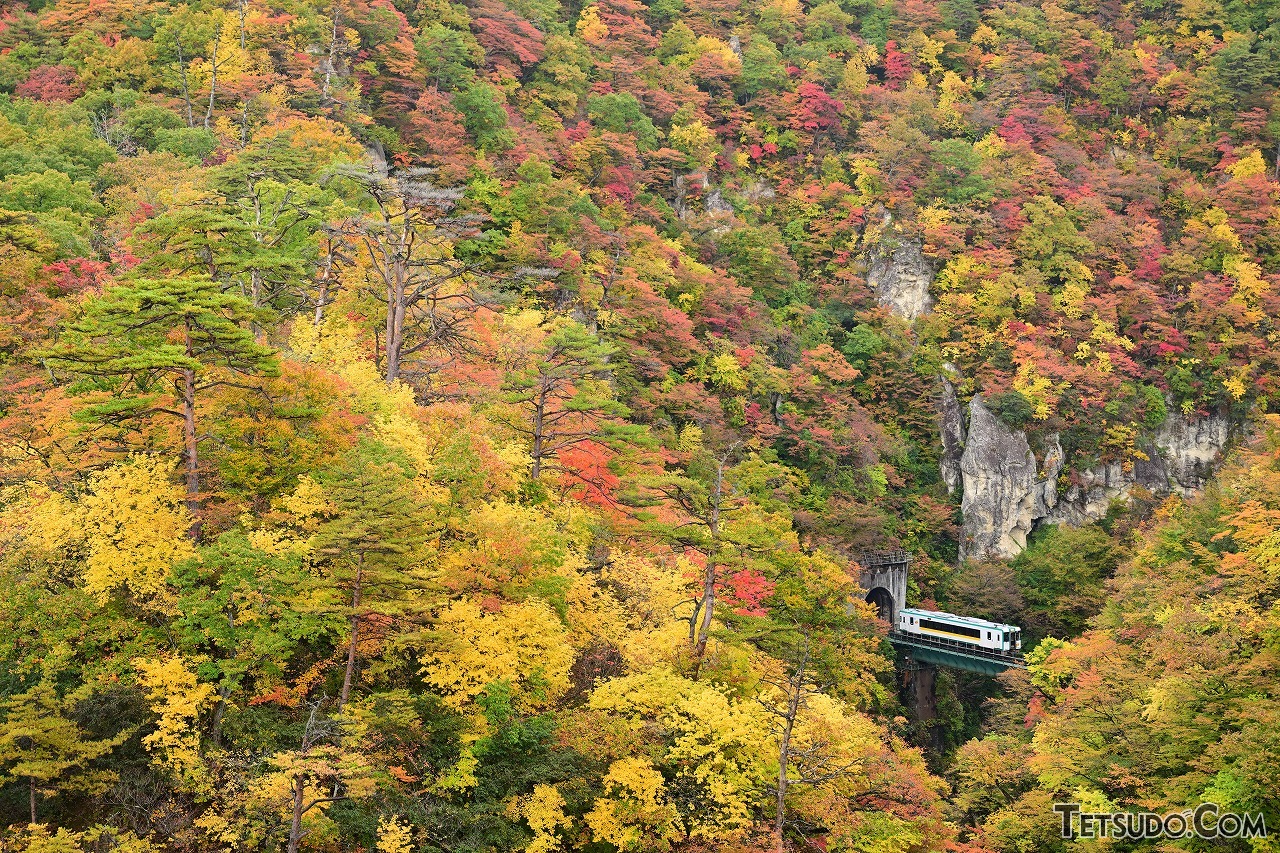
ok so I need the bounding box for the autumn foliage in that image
[0,0,1278,848]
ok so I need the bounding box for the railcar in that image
[897,607,1022,653]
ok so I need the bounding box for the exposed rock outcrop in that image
[866,240,934,321]
[1156,407,1231,492]
[703,186,733,216]
[1039,462,1134,528]
[958,396,1057,560]
[939,377,965,496]
[952,394,1235,560]
[1034,435,1066,520]
[675,173,734,220]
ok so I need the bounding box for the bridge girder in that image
[888,634,1026,676]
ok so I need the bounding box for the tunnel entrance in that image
[866,586,895,624]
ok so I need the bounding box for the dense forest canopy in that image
[0,0,1277,849]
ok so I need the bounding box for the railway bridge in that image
[859,551,1025,736]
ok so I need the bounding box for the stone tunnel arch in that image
[858,550,909,627]
[866,586,896,623]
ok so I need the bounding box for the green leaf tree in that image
[170,532,344,744]
[307,442,437,709]
[452,83,516,153]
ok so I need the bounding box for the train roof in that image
[900,607,1020,633]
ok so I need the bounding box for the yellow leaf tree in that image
[420,598,574,710]
[587,667,773,842]
[80,458,197,603]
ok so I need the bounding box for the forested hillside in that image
[0,0,1277,849]
[950,418,1280,852]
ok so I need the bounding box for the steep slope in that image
[0,0,1277,849]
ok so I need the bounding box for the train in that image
[896,607,1022,653]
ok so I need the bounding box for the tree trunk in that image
[204,35,219,130]
[314,276,329,328]
[691,459,725,678]
[530,383,548,480]
[183,320,201,539]
[29,776,36,825]
[774,743,788,851]
[339,554,363,710]
[322,3,340,104]
[384,257,406,383]
[774,683,801,852]
[692,558,716,671]
[250,267,264,337]
[209,684,231,746]
[207,603,235,745]
[287,772,305,853]
[175,37,193,128]
[246,179,269,339]
[774,643,808,853]
[314,244,334,328]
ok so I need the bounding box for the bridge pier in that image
[861,552,1025,752]
[899,652,942,752]
[901,656,937,721]
[859,552,945,749]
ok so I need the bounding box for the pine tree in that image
[142,140,353,318]
[332,165,479,384]
[500,319,640,482]
[42,276,278,537]
[308,442,436,709]
[642,442,745,677]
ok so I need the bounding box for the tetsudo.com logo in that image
[1053,802,1267,840]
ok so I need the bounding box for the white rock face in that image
[1156,407,1231,492]
[1033,435,1066,519]
[703,186,734,216]
[866,240,934,321]
[1040,462,1132,528]
[953,394,1236,559]
[959,396,1042,560]
[939,377,965,496]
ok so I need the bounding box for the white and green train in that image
[897,607,1022,653]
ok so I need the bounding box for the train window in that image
[919,617,980,638]
[986,631,991,640]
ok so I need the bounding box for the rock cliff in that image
[866,240,934,321]
[939,377,965,496]
[1155,408,1231,492]
[948,392,1235,560]
[956,396,1057,559]
[862,230,1235,560]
